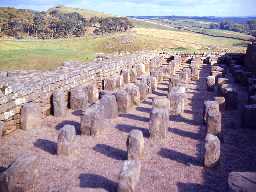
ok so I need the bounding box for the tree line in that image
[0,7,133,39]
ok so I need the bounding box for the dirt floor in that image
[1,63,256,192]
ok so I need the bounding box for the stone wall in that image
[244,42,256,74]
[0,52,162,135]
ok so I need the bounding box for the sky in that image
[0,0,256,17]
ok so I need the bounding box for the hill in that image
[47,5,111,19]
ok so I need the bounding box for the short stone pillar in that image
[130,68,137,83]
[190,65,199,81]
[203,101,220,123]
[207,110,221,135]
[21,102,42,130]
[118,160,141,192]
[57,125,76,156]
[115,90,131,113]
[104,78,117,91]
[86,84,99,104]
[149,108,169,140]
[228,172,256,192]
[204,134,220,168]
[150,76,158,92]
[242,104,256,129]
[116,75,124,88]
[70,87,88,110]
[136,64,145,76]
[214,97,225,112]
[224,88,238,110]
[80,105,105,136]
[136,82,149,101]
[152,96,170,112]
[52,90,66,117]
[127,130,144,160]
[126,84,140,106]
[0,121,4,139]
[0,153,39,192]
[169,92,185,116]
[181,68,191,83]
[168,76,180,92]
[123,70,130,84]
[206,76,215,91]
[99,94,118,119]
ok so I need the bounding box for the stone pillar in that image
[116,75,124,89]
[149,108,169,140]
[127,130,144,160]
[152,96,170,112]
[80,105,105,136]
[118,160,141,192]
[136,64,145,76]
[168,76,181,93]
[0,121,4,140]
[70,87,88,110]
[52,90,66,117]
[203,101,220,124]
[115,90,131,113]
[204,134,220,168]
[130,68,137,83]
[169,92,185,116]
[86,84,99,104]
[104,78,117,91]
[242,104,256,129]
[0,153,39,192]
[99,94,118,119]
[206,76,215,91]
[150,76,158,92]
[126,84,140,106]
[136,82,149,101]
[228,172,256,192]
[224,88,238,110]
[207,110,221,135]
[57,125,76,156]
[123,70,130,84]
[214,97,225,112]
[21,102,42,130]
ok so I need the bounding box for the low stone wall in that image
[0,52,164,135]
[244,42,256,74]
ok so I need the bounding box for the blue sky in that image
[0,0,255,16]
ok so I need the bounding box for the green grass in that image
[0,27,248,71]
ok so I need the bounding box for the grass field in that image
[0,27,248,71]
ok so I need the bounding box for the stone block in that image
[21,102,42,130]
[57,125,76,156]
[118,160,141,192]
[136,82,149,101]
[0,153,39,192]
[126,84,140,106]
[207,110,221,135]
[169,92,185,116]
[242,104,256,129]
[52,90,66,117]
[228,172,256,192]
[204,134,220,168]
[127,130,144,160]
[135,64,145,76]
[206,76,215,91]
[203,101,220,123]
[115,90,131,113]
[99,94,118,119]
[80,104,105,136]
[149,108,169,140]
[70,87,88,110]
[104,78,116,91]
[86,84,99,104]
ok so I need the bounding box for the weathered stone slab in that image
[52,90,66,117]
[99,94,118,119]
[228,172,256,192]
[149,108,169,140]
[118,160,141,192]
[70,87,88,110]
[21,102,42,130]
[127,130,144,160]
[57,125,76,156]
[204,134,220,168]
[0,153,39,192]
[115,90,131,113]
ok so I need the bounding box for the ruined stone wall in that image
[0,52,160,135]
[244,42,256,74]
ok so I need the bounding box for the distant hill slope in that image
[47,5,111,18]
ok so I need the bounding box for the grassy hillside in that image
[47,5,111,18]
[0,27,248,71]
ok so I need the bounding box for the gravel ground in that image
[1,63,256,192]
